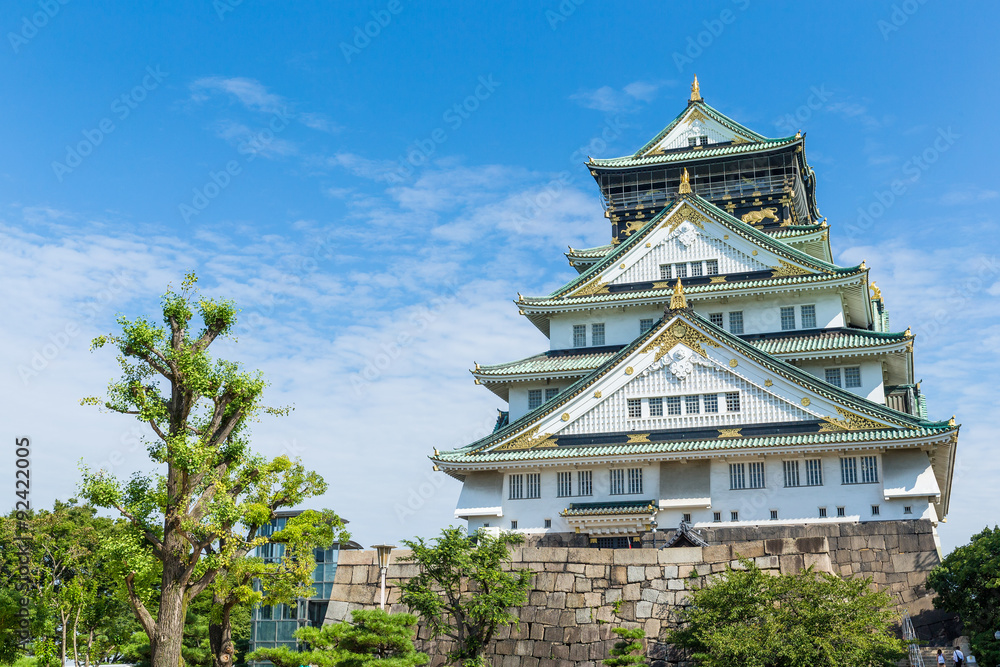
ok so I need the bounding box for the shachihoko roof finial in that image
[670,278,687,310]
[690,74,701,102]
[678,168,692,194]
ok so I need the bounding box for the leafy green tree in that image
[78,273,330,667]
[927,526,1000,666]
[248,609,427,667]
[399,527,532,667]
[668,560,905,667]
[604,627,647,667]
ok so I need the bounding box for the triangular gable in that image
[473,310,943,455]
[635,102,769,158]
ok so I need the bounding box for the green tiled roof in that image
[749,330,911,355]
[589,136,798,169]
[770,225,826,239]
[561,500,656,517]
[476,350,619,378]
[566,244,615,259]
[436,427,952,464]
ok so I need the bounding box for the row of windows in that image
[510,468,643,499]
[730,456,878,490]
[572,323,605,347]
[780,305,817,330]
[714,503,895,522]
[660,259,719,280]
[528,387,561,410]
[627,392,739,418]
[825,366,862,388]
[708,311,744,334]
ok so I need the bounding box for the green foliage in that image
[668,559,905,667]
[247,609,427,667]
[604,627,646,667]
[927,526,1000,665]
[399,527,532,667]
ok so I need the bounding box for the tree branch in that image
[125,572,156,640]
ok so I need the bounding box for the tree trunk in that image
[72,606,81,667]
[85,629,94,667]
[149,546,191,667]
[208,597,236,667]
[60,609,68,666]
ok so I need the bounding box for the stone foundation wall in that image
[326,520,957,667]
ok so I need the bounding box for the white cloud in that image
[570,80,667,113]
[192,76,287,115]
[939,187,999,205]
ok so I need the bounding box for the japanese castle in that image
[432,77,958,548]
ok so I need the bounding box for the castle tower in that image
[432,79,957,550]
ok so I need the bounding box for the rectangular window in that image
[844,367,862,388]
[818,507,827,518]
[666,396,682,415]
[703,394,719,413]
[627,468,643,494]
[591,323,605,346]
[780,306,796,331]
[528,389,542,410]
[572,324,586,348]
[544,518,551,528]
[685,395,701,414]
[783,460,801,487]
[526,473,540,499]
[510,520,517,529]
[578,470,593,496]
[729,311,744,334]
[837,506,846,517]
[660,264,671,280]
[904,506,912,515]
[840,457,858,485]
[825,368,842,387]
[557,471,572,497]
[627,398,642,418]
[747,462,765,489]
[700,135,709,146]
[805,459,823,486]
[640,318,655,333]
[509,475,523,500]
[729,463,746,490]
[688,137,698,147]
[800,304,816,329]
[770,509,778,520]
[675,263,687,279]
[871,505,880,516]
[682,513,692,523]
[713,511,722,522]
[709,312,724,327]
[706,259,719,275]
[861,455,879,484]
[731,510,739,521]
[690,262,703,277]
[725,392,741,412]
[610,469,625,495]
[545,387,559,401]
[648,397,663,417]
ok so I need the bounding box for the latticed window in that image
[703,394,719,413]
[871,505,880,516]
[545,387,559,401]
[685,395,700,414]
[837,506,846,517]
[825,368,842,387]
[800,304,816,329]
[648,397,663,417]
[805,459,823,486]
[578,470,592,496]
[818,507,827,518]
[844,367,862,388]
[729,311,744,334]
[840,457,858,485]
[528,390,542,410]
[729,463,746,490]
[690,262,703,277]
[706,259,719,275]
[572,324,586,348]
[731,510,739,521]
[640,318,654,333]
[591,323,605,346]
[780,306,796,331]
[675,263,687,278]
[509,474,523,499]
[783,460,800,487]
[557,472,572,497]
[627,398,642,418]
[628,468,643,494]
[748,462,765,489]
[660,264,671,280]
[861,455,879,483]
[725,392,740,412]
[526,473,540,499]
[666,396,681,415]
[610,469,626,495]
[709,312,724,327]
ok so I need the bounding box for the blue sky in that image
[2,0,997,553]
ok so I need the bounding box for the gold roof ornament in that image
[795,130,802,139]
[690,74,701,102]
[678,168,692,194]
[949,416,956,427]
[670,278,687,310]
[904,327,913,337]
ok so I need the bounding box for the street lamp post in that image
[372,544,395,610]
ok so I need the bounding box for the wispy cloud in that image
[939,187,999,205]
[570,80,668,113]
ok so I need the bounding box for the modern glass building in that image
[249,511,361,655]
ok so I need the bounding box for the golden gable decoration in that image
[661,202,708,234]
[770,260,810,278]
[641,320,721,361]
[493,425,557,451]
[570,278,609,297]
[818,407,887,432]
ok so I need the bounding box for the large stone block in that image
[554,573,575,591]
[627,566,646,582]
[547,592,567,609]
[764,538,795,555]
[636,601,654,618]
[566,547,613,564]
[566,592,586,608]
[657,547,703,564]
[339,550,377,565]
[731,541,764,558]
[795,536,829,554]
[779,554,804,574]
[613,549,659,565]
[804,553,834,573]
[521,547,572,563]
[702,544,731,562]
[611,566,627,585]
[534,572,556,591]
[584,564,606,578]
[623,583,642,600]
[891,551,939,573]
